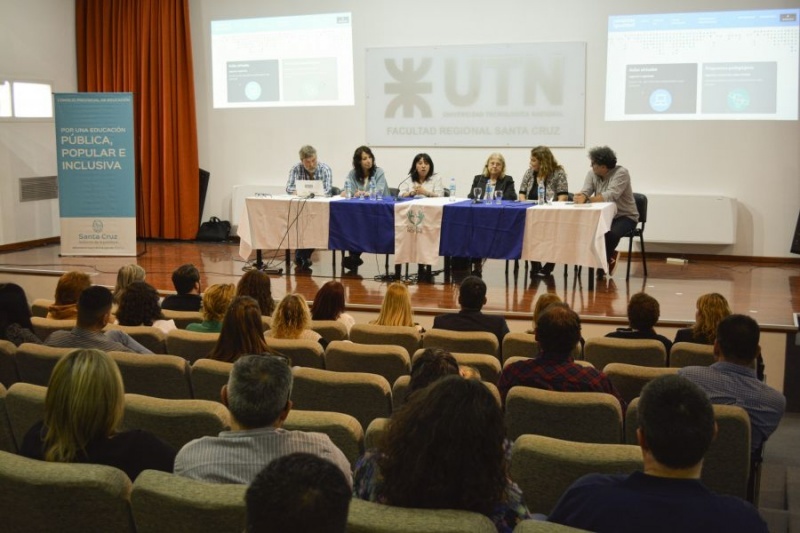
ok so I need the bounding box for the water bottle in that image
[369,180,376,200]
[449,177,456,201]
[344,182,352,199]
[537,181,546,206]
[485,182,494,203]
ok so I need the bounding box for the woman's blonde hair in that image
[271,293,311,339]
[43,349,124,463]
[201,283,236,322]
[481,152,506,178]
[693,293,731,344]
[113,264,146,303]
[374,282,415,327]
[532,292,562,329]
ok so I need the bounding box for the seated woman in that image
[112,264,146,304]
[341,146,390,271]
[186,283,236,333]
[236,270,276,317]
[674,292,731,345]
[468,152,517,202]
[0,283,41,346]
[404,348,460,403]
[20,348,176,481]
[517,146,570,277]
[310,281,355,333]
[115,281,176,334]
[372,282,424,333]
[208,296,271,363]
[527,292,563,333]
[267,293,326,348]
[606,292,672,355]
[47,271,92,320]
[353,376,531,532]
[399,153,442,198]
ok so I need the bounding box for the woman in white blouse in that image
[399,153,443,198]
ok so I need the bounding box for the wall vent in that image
[19,176,58,202]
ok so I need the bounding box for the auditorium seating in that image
[30,316,75,342]
[410,348,501,383]
[364,417,390,451]
[349,324,422,358]
[105,324,167,354]
[0,339,19,387]
[326,341,410,385]
[283,409,364,466]
[0,450,135,532]
[164,329,219,363]
[265,337,325,369]
[0,383,15,453]
[4,382,46,449]
[505,386,623,443]
[131,469,246,533]
[603,363,679,404]
[190,358,232,402]
[15,343,69,386]
[160,309,203,330]
[110,351,193,400]
[503,356,594,371]
[625,398,751,500]
[583,337,667,369]
[510,434,642,515]
[310,319,349,342]
[347,498,497,532]
[423,329,499,359]
[290,367,392,432]
[502,332,581,362]
[669,341,715,367]
[30,298,52,318]
[513,521,592,532]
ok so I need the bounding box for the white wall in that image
[190,0,800,258]
[0,0,76,246]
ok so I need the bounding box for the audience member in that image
[498,304,624,408]
[433,276,509,351]
[574,146,638,277]
[45,286,153,354]
[529,292,562,333]
[47,270,91,319]
[20,348,175,480]
[161,263,202,311]
[112,263,146,304]
[405,348,460,402]
[267,293,326,347]
[0,282,41,346]
[208,296,270,363]
[679,314,785,454]
[353,376,530,531]
[246,452,351,533]
[674,292,731,345]
[175,355,352,484]
[372,282,424,333]
[606,292,672,355]
[115,281,176,334]
[547,375,768,532]
[186,283,235,333]
[237,269,275,317]
[310,281,355,332]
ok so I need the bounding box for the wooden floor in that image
[1,240,798,330]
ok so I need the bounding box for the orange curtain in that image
[76,0,200,240]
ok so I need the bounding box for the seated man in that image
[548,375,768,532]
[605,292,672,356]
[45,285,153,354]
[161,263,202,311]
[432,276,510,352]
[498,303,624,408]
[286,145,333,270]
[679,314,785,454]
[246,452,351,533]
[174,355,352,485]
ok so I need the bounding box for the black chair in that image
[625,192,648,281]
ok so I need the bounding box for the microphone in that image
[395,174,412,198]
[307,192,315,199]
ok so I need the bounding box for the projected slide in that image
[211,13,354,108]
[606,9,799,121]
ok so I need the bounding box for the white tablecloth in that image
[394,197,451,264]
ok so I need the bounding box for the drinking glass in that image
[376,188,383,201]
[546,191,554,205]
[494,190,503,205]
[473,187,482,202]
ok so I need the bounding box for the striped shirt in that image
[44,327,153,354]
[286,161,333,195]
[174,426,352,486]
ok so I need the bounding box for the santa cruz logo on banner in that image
[405,208,425,234]
[366,43,586,148]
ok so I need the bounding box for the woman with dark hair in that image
[405,348,460,402]
[674,293,731,345]
[0,283,41,346]
[236,270,275,317]
[354,376,530,531]
[115,281,176,334]
[399,153,442,198]
[341,146,390,270]
[310,281,355,333]
[208,296,270,363]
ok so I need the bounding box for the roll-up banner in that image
[54,93,136,256]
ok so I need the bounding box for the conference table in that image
[237,196,616,281]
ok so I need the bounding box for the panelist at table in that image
[399,153,443,198]
[574,145,638,278]
[518,146,570,278]
[285,145,333,270]
[342,145,390,271]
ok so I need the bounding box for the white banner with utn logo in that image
[366,42,586,148]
